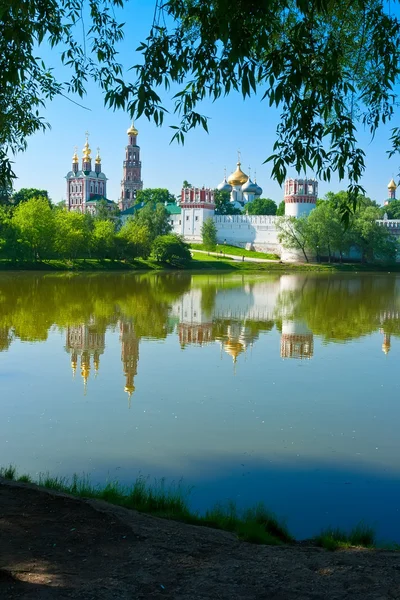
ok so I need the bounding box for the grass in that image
[0,255,398,273]
[1,465,392,550]
[0,466,292,546]
[191,243,279,260]
[314,524,376,551]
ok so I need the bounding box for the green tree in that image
[118,220,153,259]
[352,206,396,263]
[277,216,310,262]
[94,199,119,221]
[0,0,124,188]
[134,202,172,239]
[13,197,55,260]
[201,217,217,251]
[136,188,176,206]
[0,183,12,206]
[382,200,400,220]
[152,234,191,265]
[91,219,117,259]
[11,188,50,206]
[0,206,16,258]
[276,201,285,216]
[54,210,91,260]
[307,202,348,262]
[182,180,192,188]
[246,198,277,215]
[118,0,400,220]
[214,190,241,215]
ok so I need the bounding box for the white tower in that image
[284,178,318,217]
[180,187,215,241]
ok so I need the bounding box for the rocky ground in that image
[1,479,400,599]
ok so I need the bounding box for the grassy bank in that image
[190,243,279,260]
[1,465,393,550]
[0,255,398,273]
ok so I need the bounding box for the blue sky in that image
[11,1,400,205]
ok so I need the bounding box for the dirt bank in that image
[1,479,400,599]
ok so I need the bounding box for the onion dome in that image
[224,340,245,363]
[217,176,233,193]
[227,162,248,186]
[242,177,258,194]
[388,178,397,191]
[127,121,139,136]
[82,138,91,160]
[72,149,79,163]
[95,148,101,164]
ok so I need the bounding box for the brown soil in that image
[1,479,400,599]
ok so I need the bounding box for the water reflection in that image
[1,273,400,397]
[1,272,400,540]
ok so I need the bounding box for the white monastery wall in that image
[213,215,280,253]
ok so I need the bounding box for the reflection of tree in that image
[0,273,193,347]
[1,273,400,357]
[275,276,400,342]
[0,326,13,351]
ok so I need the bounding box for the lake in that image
[1,271,399,542]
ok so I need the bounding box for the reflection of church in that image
[119,320,139,405]
[65,317,139,404]
[65,320,106,393]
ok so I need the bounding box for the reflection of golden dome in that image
[388,178,397,191]
[224,340,245,363]
[227,162,248,186]
[127,122,138,136]
[382,342,390,355]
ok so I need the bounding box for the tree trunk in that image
[301,247,309,263]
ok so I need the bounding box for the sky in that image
[11,1,400,206]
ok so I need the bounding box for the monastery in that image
[66,123,399,260]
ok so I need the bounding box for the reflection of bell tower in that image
[65,319,105,393]
[380,329,391,355]
[119,320,139,406]
[280,320,314,359]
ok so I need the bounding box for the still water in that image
[1,271,400,541]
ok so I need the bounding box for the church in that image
[65,122,143,214]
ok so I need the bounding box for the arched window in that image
[126,190,130,199]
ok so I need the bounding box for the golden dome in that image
[95,148,101,165]
[127,121,138,136]
[224,340,245,362]
[388,178,397,191]
[82,140,91,160]
[72,151,79,163]
[227,162,248,187]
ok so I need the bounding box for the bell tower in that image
[119,121,143,211]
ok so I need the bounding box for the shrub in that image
[152,234,192,265]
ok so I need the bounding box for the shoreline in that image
[1,477,400,600]
[1,466,396,551]
[0,256,399,273]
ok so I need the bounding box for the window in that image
[186,216,189,221]
[195,216,199,221]
[179,220,181,225]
